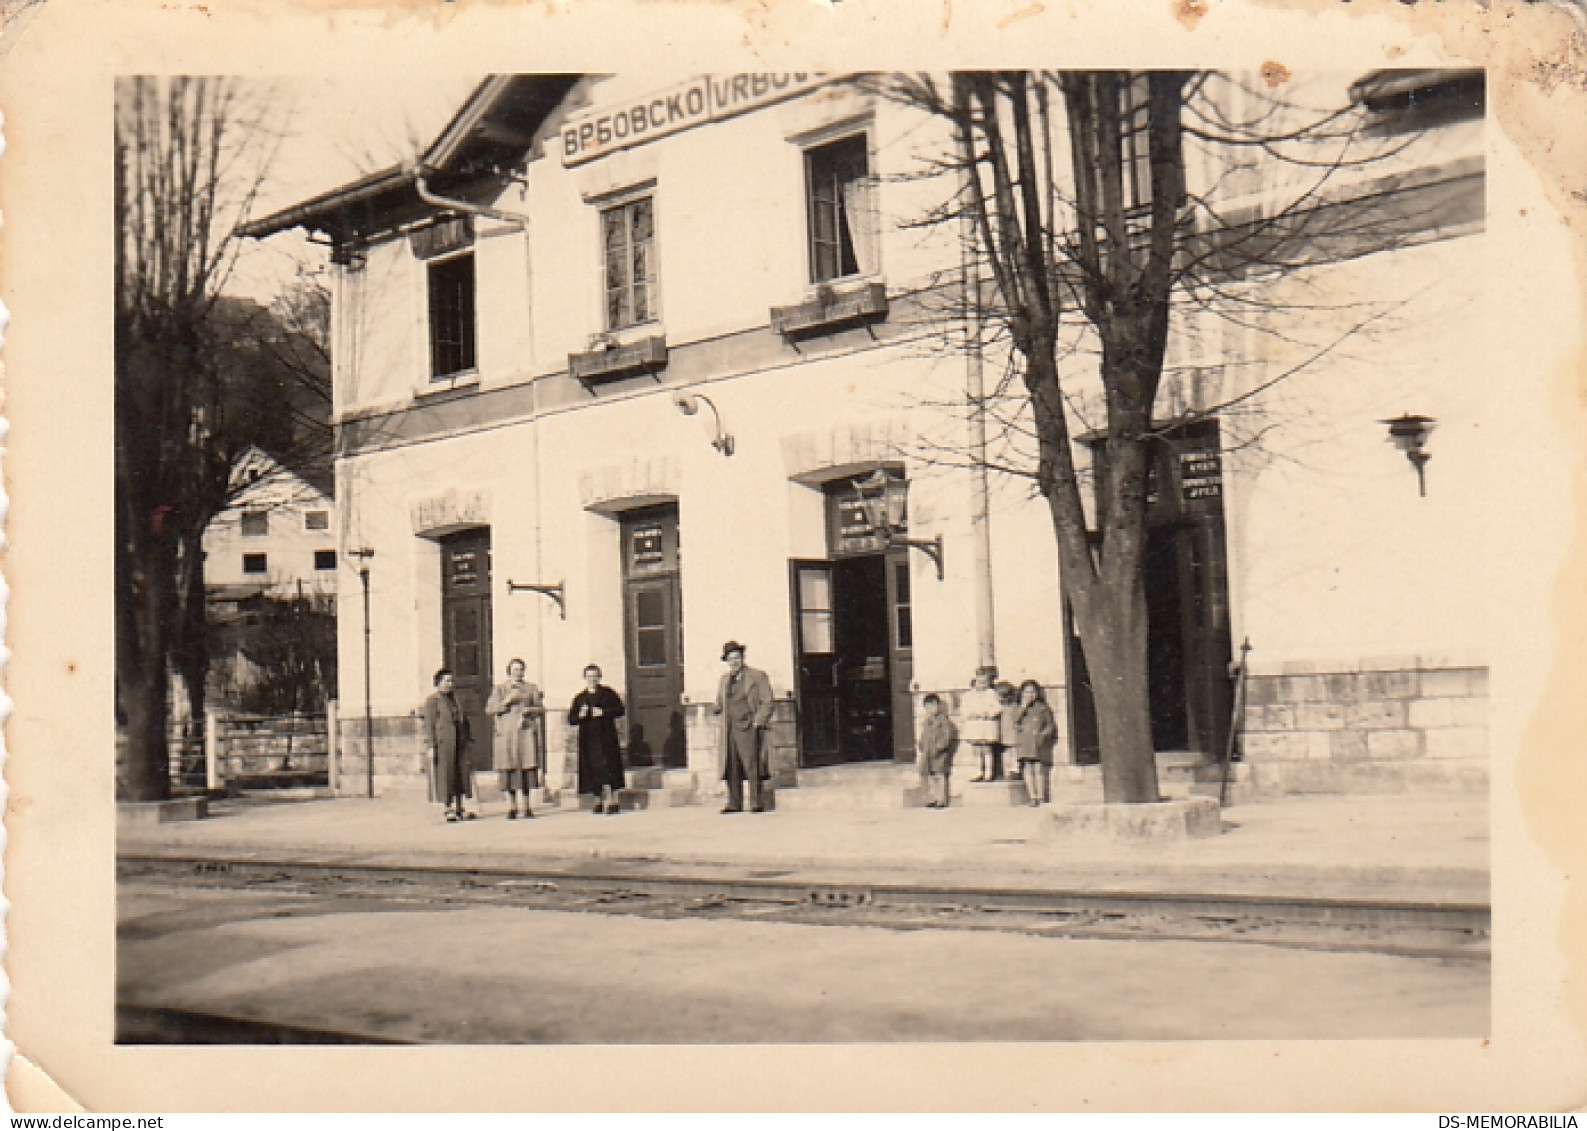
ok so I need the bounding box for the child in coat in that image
[916,693,958,809]
[995,680,1020,781]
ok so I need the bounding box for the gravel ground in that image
[118,881,1489,1044]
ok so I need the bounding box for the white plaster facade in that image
[246,72,1489,798]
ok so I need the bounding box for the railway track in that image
[118,854,1490,961]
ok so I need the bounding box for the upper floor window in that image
[427,253,477,379]
[806,134,875,283]
[242,553,268,575]
[240,511,269,538]
[602,196,656,330]
[304,510,330,532]
[314,549,337,571]
[1118,75,1152,212]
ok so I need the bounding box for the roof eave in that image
[420,74,518,171]
[234,162,417,241]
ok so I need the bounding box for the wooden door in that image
[621,506,685,767]
[1144,523,1191,751]
[440,528,492,772]
[1064,600,1101,765]
[884,549,915,762]
[832,555,892,762]
[1181,514,1234,759]
[1066,422,1233,762]
[791,561,840,764]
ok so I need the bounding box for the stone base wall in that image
[333,714,426,795]
[218,715,329,777]
[679,699,800,798]
[332,700,803,800]
[322,668,1486,802]
[926,683,1071,761]
[1240,665,1488,796]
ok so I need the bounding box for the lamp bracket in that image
[888,533,945,581]
[506,580,566,619]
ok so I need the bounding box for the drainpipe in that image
[415,168,532,229]
[415,171,555,785]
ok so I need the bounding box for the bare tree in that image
[115,77,303,800]
[885,70,1472,804]
[166,291,333,757]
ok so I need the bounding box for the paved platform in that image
[117,790,1489,905]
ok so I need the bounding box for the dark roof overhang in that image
[234,162,418,242]
[1347,68,1484,110]
[236,74,583,246]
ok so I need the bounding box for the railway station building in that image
[241,71,1489,805]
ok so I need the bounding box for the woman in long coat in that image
[422,668,475,822]
[485,657,543,820]
[570,663,626,815]
[1012,679,1057,807]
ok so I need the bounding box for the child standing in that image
[1013,680,1058,806]
[995,680,1020,781]
[916,693,958,809]
[961,667,1003,782]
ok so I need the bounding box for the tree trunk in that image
[1072,566,1159,803]
[172,534,211,779]
[116,540,173,802]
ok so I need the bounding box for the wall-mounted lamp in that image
[854,469,945,580]
[673,392,734,457]
[506,579,567,620]
[1382,413,1436,497]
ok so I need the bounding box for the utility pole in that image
[349,548,375,799]
[959,140,997,674]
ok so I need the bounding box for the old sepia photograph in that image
[106,65,1497,1048]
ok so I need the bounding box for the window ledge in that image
[771,279,889,337]
[570,333,669,384]
[416,372,482,402]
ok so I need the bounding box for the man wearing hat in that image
[713,640,775,813]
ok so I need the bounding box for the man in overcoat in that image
[713,640,774,813]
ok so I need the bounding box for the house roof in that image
[236,75,583,244]
[228,445,334,508]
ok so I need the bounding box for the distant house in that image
[201,448,339,715]
[203,447,338,606]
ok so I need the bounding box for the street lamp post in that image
[349,548,375,799]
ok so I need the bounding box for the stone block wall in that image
[218,715,329,777]
[331,701,804,800]
[678,698,800,796]
[1239,664,1488,796]
[333,714,427,795]
[922,683,1071,765]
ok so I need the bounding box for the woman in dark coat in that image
[570,663,626,815]
[422,668,476,822]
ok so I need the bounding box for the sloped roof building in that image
[242,72,1487,803]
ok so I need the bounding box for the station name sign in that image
[562,73,827,166]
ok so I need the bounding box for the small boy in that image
[916,693,958,809]
[995,680,1020,781]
